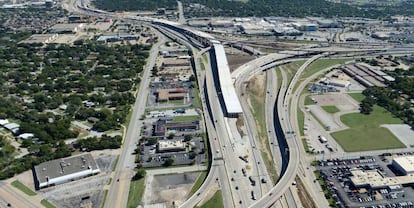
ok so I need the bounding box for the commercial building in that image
[49,23,83,34]
[153,119,199,136]
[33,153,100,189]
[157,139,186,152]
[210,42,243,118]
[155,88,188,102]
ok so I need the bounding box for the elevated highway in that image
[64,2,414,207]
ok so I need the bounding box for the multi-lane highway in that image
[62,1,414,208]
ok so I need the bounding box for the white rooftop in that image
[0,119,9,126]
[4,123,20,130]
[213,43,243,114]
[18,133,34,140]
[393,156,414,174]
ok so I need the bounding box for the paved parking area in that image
[312,93,359,112]
[317,155,414,208]
[382,124,414,147]
[308,105,341,131]
[140,137,206,168]
[144,172,200,206]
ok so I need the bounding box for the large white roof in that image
[213,43,243,114]
[393,156,414,174]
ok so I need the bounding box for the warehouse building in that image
[33,153,100,190]
[392,156,414,175]
[49,23,83,34]
[19,34,58,44]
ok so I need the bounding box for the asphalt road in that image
[104,30,167,208]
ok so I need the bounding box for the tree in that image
[163,158,174,167]
[184,134,192,142]
[189,74,196,82]
[147,137,158,146]
[167,133,175,140]
[133,168,146,180]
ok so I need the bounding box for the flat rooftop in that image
[350,169,414,189]
[393,156,414,173]
[34,153,99,184]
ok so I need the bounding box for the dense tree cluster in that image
[0,30,149,179]
[362,66,414,125]
[0,141,71,180]
[93,0,414,18]
[0,38,149,140]
[94,0,177,11]
[74,135,122,151]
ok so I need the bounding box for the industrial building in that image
[342,63,393,87]
[19,34,58,44]
[49,23,83,34]
[392,156,414,175]
[33,153,100,189]
[210,41,243,118]
[97,34,138,43]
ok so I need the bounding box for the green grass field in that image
[168,99,184,105]
[301,58,352,79]
[297,107,305,136]
[188,171,207,197]
[199,58,205,70]
[304,95,315,105]
[172,115,201,122]
[192,86,202,109]
[41,199,56,208]
[198,190,224,208]
[11,180,36,196]
[348,93,365,102]
[321,106,340,114]
[126,178,145,208]
[331,105,405,152]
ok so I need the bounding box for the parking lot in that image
[316,154,414,208]
[139,137,206,168]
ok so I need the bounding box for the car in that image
[261,178,267,183]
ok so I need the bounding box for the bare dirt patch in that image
[311,94,358,111]
[148,172,200,206]
[296,177,317,208]
[226,53,256,72]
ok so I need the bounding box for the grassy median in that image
[198,190,223,208]
[188,171,207,197]
[321,105,340,114]
[126,178,145,208]
[11,180,36,196]
[247,73,278,182]
[41,199,56,208]
[301,58,351,79]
